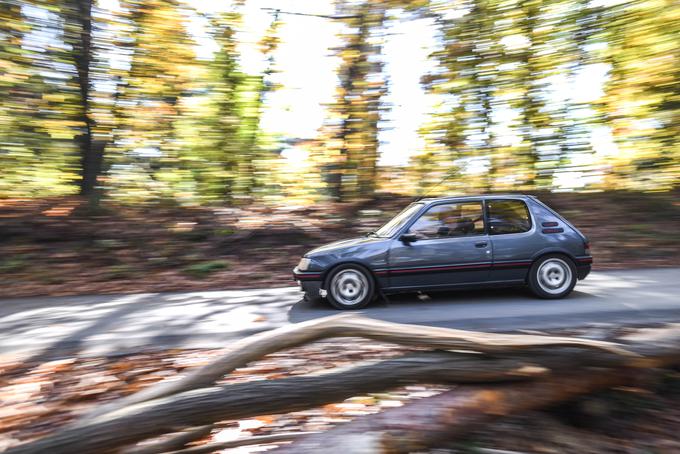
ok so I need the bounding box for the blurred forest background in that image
[0,0,678,296]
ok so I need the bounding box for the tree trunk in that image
[3,351,550,454]
[274,371,631,453]
[76,313,629,423]
[80,139,105,198]
[168,432,315,454]
[275,324,680,453]
[7,318,680,454]
[123,426,213,454]
[68,0,100,197]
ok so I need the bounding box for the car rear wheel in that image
[528,254,577,299]
[326,264,375,310]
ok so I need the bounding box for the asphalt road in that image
[1,268,679,358]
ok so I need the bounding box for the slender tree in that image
[322,0,386,201]
[62,0,103,197]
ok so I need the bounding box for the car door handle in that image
[475,242,488,248]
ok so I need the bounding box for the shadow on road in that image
[0,288,300,367]
[288,286,596,323]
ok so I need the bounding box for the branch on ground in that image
[76,313,633,424]
[9,317,680,454]
[273,371,631,453]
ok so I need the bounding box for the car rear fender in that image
[530,247,578,264]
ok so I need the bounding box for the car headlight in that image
[297,257,311,271]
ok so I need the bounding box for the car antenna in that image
[413,167,459,202]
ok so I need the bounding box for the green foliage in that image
[0,0,677,203]
[182,260,231,278]
[214,228,236,236]
[319,2,387,200]
[105,264,137,280]
[0,255,29,273]
[93,239,126,250]
[414,0,679,193]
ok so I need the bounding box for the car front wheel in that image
[326,264,375,310]
[528,255,577,299]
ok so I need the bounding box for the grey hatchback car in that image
[293,195,592,309]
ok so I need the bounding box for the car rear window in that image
[486,199,531,235]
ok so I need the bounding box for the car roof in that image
[418,194,534,205]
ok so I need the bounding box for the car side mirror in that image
[400,232,417,243]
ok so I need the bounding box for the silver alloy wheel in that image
[537,258,572,295]
[330,269,369,307]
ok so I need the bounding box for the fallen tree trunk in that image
[274,371,631,453]
[78,314,632,423]
[123,426,213,454]
[8,320,679,454]
[273,324,680,453]
[168,432,316,454]
[4,351,549,454]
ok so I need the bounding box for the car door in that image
[387,201,492,290]
[486,198,536,282]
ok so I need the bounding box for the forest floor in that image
[3,329,680,453]
[0,190,678,298]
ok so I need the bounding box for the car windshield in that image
[374,203,423,238]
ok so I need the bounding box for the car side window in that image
[486,199,531,235]
[408,202,485,239]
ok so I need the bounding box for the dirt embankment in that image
[0,190,678,298]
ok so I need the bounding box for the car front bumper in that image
[293,267,324,297]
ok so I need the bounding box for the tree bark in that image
[123,425,213,454]
[77,314,630,423]
[9,319,678,454]
[274,371,631,454]
[168,432,315,454]
[273,324,680,453]
[2,351,555,454]
[67,0,101,197]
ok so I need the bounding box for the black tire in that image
[325,264,375,310]
[528,254,577,299]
